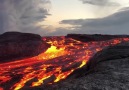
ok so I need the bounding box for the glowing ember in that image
[79,60,87,68]
[37,45,67,60]
[0,36,129,90]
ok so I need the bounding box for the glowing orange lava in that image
[0,36,129,90]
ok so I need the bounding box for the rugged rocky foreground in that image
[27,38,129,90]
[43,42,129,90]
[0,32,50,63]
[1,33,129,90]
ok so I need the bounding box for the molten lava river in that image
[0,37,129,90]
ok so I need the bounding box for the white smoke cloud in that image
[0,0,50,34]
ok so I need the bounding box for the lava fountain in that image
[0,36,129,90]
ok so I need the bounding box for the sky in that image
[0,0,129,36]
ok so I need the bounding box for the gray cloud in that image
[54,8,129,35]
[80,0,120,6]
[60,19,85,25]
[0,0,50,35]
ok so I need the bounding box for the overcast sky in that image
[0,0,129,36]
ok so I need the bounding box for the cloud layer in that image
[80,0,120,6]
[49,0,129,36]
[0,0,50,34]
[1,0,129,36]
[50,8,129,35]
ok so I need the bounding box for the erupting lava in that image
[0,36,129,90]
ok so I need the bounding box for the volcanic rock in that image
[33,41,129,90]
[0,32,50,63]
[66,34,129,42]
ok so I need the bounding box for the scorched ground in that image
[0,36,129,90]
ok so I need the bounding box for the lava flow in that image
[0,36,129,90]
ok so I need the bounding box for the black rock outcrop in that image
[0,32,50,63]
[66,34,129,42]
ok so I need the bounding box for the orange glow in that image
[54,69,74,82]
[37,45,67,60]
[79,60,87,68]
[13,71,36,90]
[0,36,129,90]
